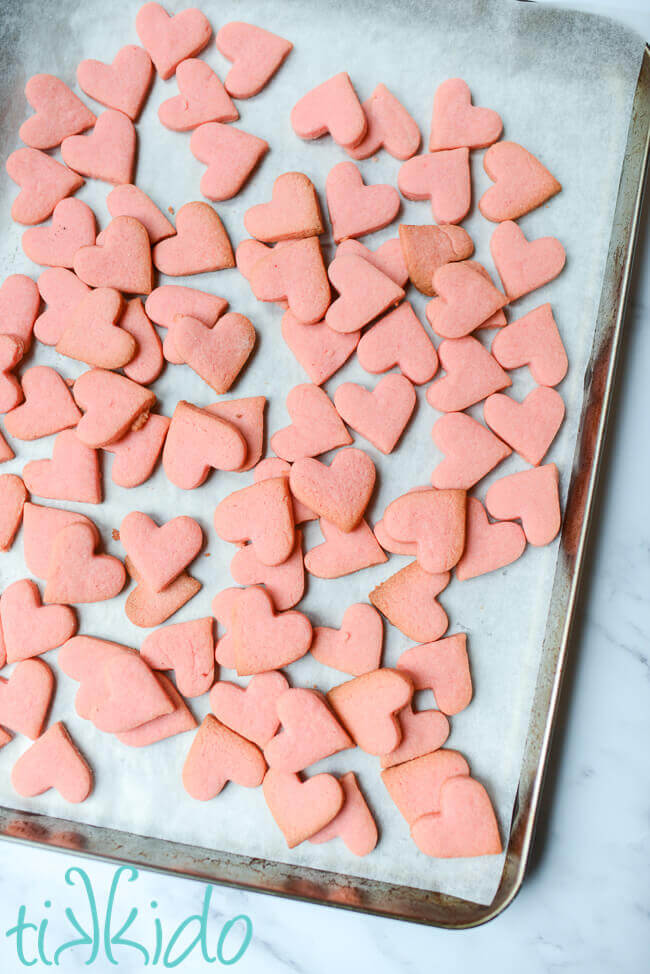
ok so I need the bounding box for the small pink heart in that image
[326,254,404,334]
[370,561,450,642]
[5,366,81,442]
[20,74,96,150]
[232,586,312,676]
[190,122,268,201]
[35,268,91,346]
[485,463,561,547]
[0,659,55,739]
[291,72,366,149]
[172,313,256,394]
[74,215,153,294]
[337,237,409,287]
[0,274,41,349]
[326,161,400,243]
[11,721,93,802]
[426,337,511,413]
[153,201,234,276]
[214,476,294,567]
[429,78,502,151]
[271,383,352,461]
[0,474,28,551]
[182,715,266,800]
[44,521,126,605]
[210,671,289,748]
[120,511,203,593]
[23,429,101,505]
[327,668,413,755]
[309,771,378,856]
[136,2,212,81]
[290,447,376,533]
[0,335,24,413]
[490,221,566,301]
[6,148,84,225]
[103,413,170,489]
[244,172,324,243]
[216,21,293,99]
[491,303,568,387]
[61,108,137,185]
[264,688,352,773]
[484,386,565,466]
[263,769,344,848]
[384,488,466,573]
[411,775,502,857]
[77,45,154,120]
[230,530,305,611]
[398,224,474,296]
[431,412,512,490]
[159,59,238,131]
[305,518,387,579]
[57,287,135,370]
[140,617,214,698]
[107,184,175,245]
[249,238,330,325]
[73,368,156,448]
[380,704,450,768]
[480,141,561,222]
[162,400,246,489]
[22,197,96,270]
[281,311,359,386]
[145,285,227,330]
[456,497,526,581]
[427,261,506,339]
[357,301,438,385]
[0,578,76,663]
[21,502,99,579]
[334,373,416,454]
[347,83,420,161]
[397,633,473,715]
[398,148,470,224]
[311,603,383,676]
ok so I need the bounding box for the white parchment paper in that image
[0,0,645,906]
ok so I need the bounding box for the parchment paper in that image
[0,0,645,907]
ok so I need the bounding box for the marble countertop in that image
[0,1,648,971]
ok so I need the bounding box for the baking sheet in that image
[0,0,645,907]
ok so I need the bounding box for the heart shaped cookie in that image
[456,497,526,581]
[484,386,565,466]
[347,83,420,161]
[281,311,359,385]
[384,488,467,573]
[491,303,568,386]
[397,633,473,715]
[20,74,95,149]
[73,368,156,448]
[250,238,330,324]
[231,586,312,676]
[431,412,511,490]
[57,287,135,369]
[380,704,450,768]
[22,197,96,269]
[480,141,561,221]
[210,671,289,747]
[107,184,175,244]
[334,374,416,454]
[264,688,352,772]
[305,517,387,579]
[190,122,268,201]
[136,2,212,80]
[290,447,376,532]
[244,172,324,242]
[11,721,93,802]
[163,400,246,489]
[357,301,438,385]
[77,45,154,120]
[61,108,137,185]
[370,561,450,642]
[159,59,238,131]
[116,673,196,747]
[326,161,400,242]
[271,383,352,461]
[21,501,99,579]
[141,617,215,698]
[337,236,409,287]
[398,148,470,224]
[427,261,506,339]
[6,148,84,226]
[206,396,265,472]
[120,511,203,592]
[426,337,511,413]
[490,221,566,301]
[5,366,81,441]
[429,78,502,150]
[216,22,293,99]
[125,558,201,628]
[0,659,54,739]
[411,775,502,857]
[310,603,383,676]
[23,429,101,505]
[398,223,474,296]
[103,413,170,489]
[327,668,413,755]
[291,72,366,149]
[44,521,126,605]
[183,715,266,801]
[326,254,404,334]
[263,769,344,848]
[214,476,294,566]
[309,771,378,857]
[381,749,470,824]
[173,313,256,394]
[74,215,153,294]
[35,268,91,346]
[153,202,234,275]
[485,463,561,547]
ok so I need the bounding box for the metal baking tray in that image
[0,18,648,931]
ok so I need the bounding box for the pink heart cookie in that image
[264,688,352,773]
[74,215,153,294]
[125,559,201,628]
[22,198,96,269]
[73,368,156,448]
[232,586,312,676]
[305,518,387,579]
[480,141,561,222]
[77,45,154,120]
[145,284,227,329]
[263,769,344,848]
[5,367,81,441]
[44,521,126,604]
[310,603,383,676]
[337,237,409,287]
[0,274,41,349]
[426,337,511,413]
[370,561,450,642]
[326,254,404,334]
[326,161,400,243]
[291,73,366,149]
[490,221,566,301]
[116,673,196,747]
[213,477,295,566]
[0,659,54,739]
[327,668,413,755]
[0,336,24,413]
[21,502,99,579]
[11,721,93,802]
[357,301,438,385]
[411,775,502,858]
[153,202,234,275]
[427,261,506,339]
[398,223,474,296]
[484,386,565,466]
[120,298,164,385]
[397,633,473,715]
[347,83,420,161]
[0,474,28,551]
[57,287,135,370]
[429,78,502,151]
[104,413,169,488]
[120,511,203,592]
[172,313,256,394]
[431,412,511,489]
[136,2,212,80]
[141,617,214,697]
[491,303,568,387]
[253,458,316,525]
[381,749,471,825]
[182,713,265,799]
[159,59,238,131]
[289,447,375,533]
[334,374,416,454]
[207,396,265,472]
[244,172,324,242]
[309,771,378,856]
[20,74,95,150]
[35,268,90,346]
[216,22,293,99]
[271,384,352,461]
[398,148,470,224]
[230,531,305,611]
[384,488,466,573]
[249,238,330,324]
[380,704,450,769]
[485,463,561,547]
[6,148,84,226]
[190,122,268,201]
[22,429,101,505]
[107,184,175,244]
[456,497,526,581]
[210,671,289,747]
[61,108,137,185]
[162,400,246,489]
[281,311,359,386]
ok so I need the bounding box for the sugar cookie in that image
[61,108,137,185]
[271,384,352,461]
[289,447,375,532]
[426,337,511,413]
[23,429,102,504]
[485,463,561,547]
[430,78,502,151]
[309,772,378,856]
[136,2,212,80]
[431,412,511,490]
[456,497,526,581]
[291,73,366,149]
[334,374,416,454]
[327,668,413,755]
[141,617,215,697]
[210,671,289,747]
[310,603,383,676]
[190,122,268,201]
[163,400,246,489]
[369,562,450,642]
[216,22,292,99]
[77,45,154,120]
[347,84,420,161]
[398,148,470,224]
[5,367,81,441]
[357,302,438,385]
[326,161,400,242]
[11,721,93,802]
[6,148,84,225]
[484,386,565,466]
[20,74,95,150]
[305,517,387,579]
[264,688,352,772]
[153,202,234,275]
[214,477,295,566]
[480,141,561,221]
[397,634,473,715]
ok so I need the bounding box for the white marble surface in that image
[0,1,648,971]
